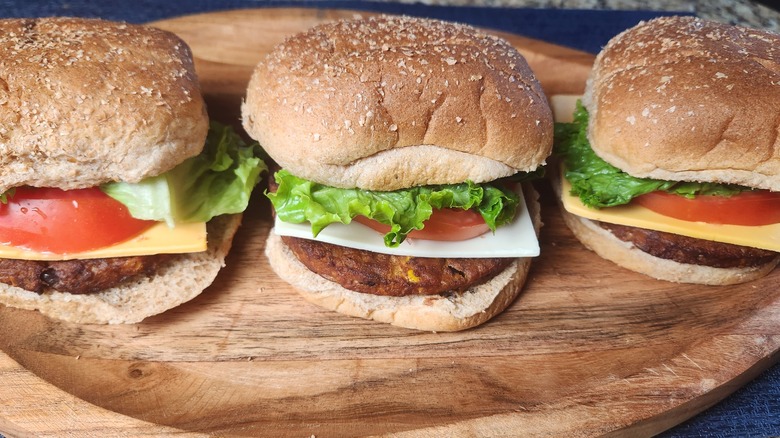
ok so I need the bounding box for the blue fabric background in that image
[1,0,679,54]
[0,1,778,436]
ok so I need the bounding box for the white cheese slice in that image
[550,94,581,123]
[273,188,540,258]
[0,221,207,261]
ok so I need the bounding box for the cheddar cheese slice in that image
[551,94,780,252]
[0,222,207,261]
[559,160,780,252]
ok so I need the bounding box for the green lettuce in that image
[102,121,267,226]
[268,169,522,247]
[0,188,15,204]
[554,101,745,208]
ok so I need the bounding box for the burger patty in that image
[282,236,512,297]
[600,222,778,268]
[0,255,172,294]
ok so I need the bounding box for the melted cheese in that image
[0,221,207,261]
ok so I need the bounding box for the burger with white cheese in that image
[242,15,553,331]
[554,16,780,285]
[0,18,265,323]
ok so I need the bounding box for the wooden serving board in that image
[1,8,779,437]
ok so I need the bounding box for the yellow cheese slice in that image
[0,221,207,261]
[559,167,780,252]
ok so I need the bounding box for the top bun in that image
[242,15,552,191]
[0,18,208,193]
[584,16,780,190]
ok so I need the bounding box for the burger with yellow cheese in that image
[554,16,780,285]
[0,18,265,323]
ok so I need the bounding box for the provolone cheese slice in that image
[550,94,581,123]
[274,187,539,259]
[0,221,207,261]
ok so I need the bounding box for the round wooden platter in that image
[1,8,779,437]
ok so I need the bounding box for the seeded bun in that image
[265,184,541,331]
[242,15,552,191]
[0,17,208,194]
[582,16,780,190]
[0,215,241,324]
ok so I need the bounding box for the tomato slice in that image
[634,190,780,226]
[0,187,156,254]
[353,208,491,241]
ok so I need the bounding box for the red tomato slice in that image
[0,187,156,254]
[634,190,780,226]
[354,208,491,241]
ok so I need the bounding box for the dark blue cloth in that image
[3,0,682,54]
[0,1,778,436]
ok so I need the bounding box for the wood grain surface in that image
[1,8,779,437]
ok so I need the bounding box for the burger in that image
[242,15,553,331]
[553,16,780,285]
[0,18,266,323]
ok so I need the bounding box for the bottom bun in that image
[0,214,242,324]
[265,184,541,332]
[558,207,780,285]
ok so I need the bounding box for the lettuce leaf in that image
[0,188,15,204]
[267,169,521,247]
[554,101,746,208]
[101,121,267,226]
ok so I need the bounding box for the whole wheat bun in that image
[242,15,553,191]
[583,16,780,190]
[265,184,541,332]
[0,17,208,193]
[0,214,241,324]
